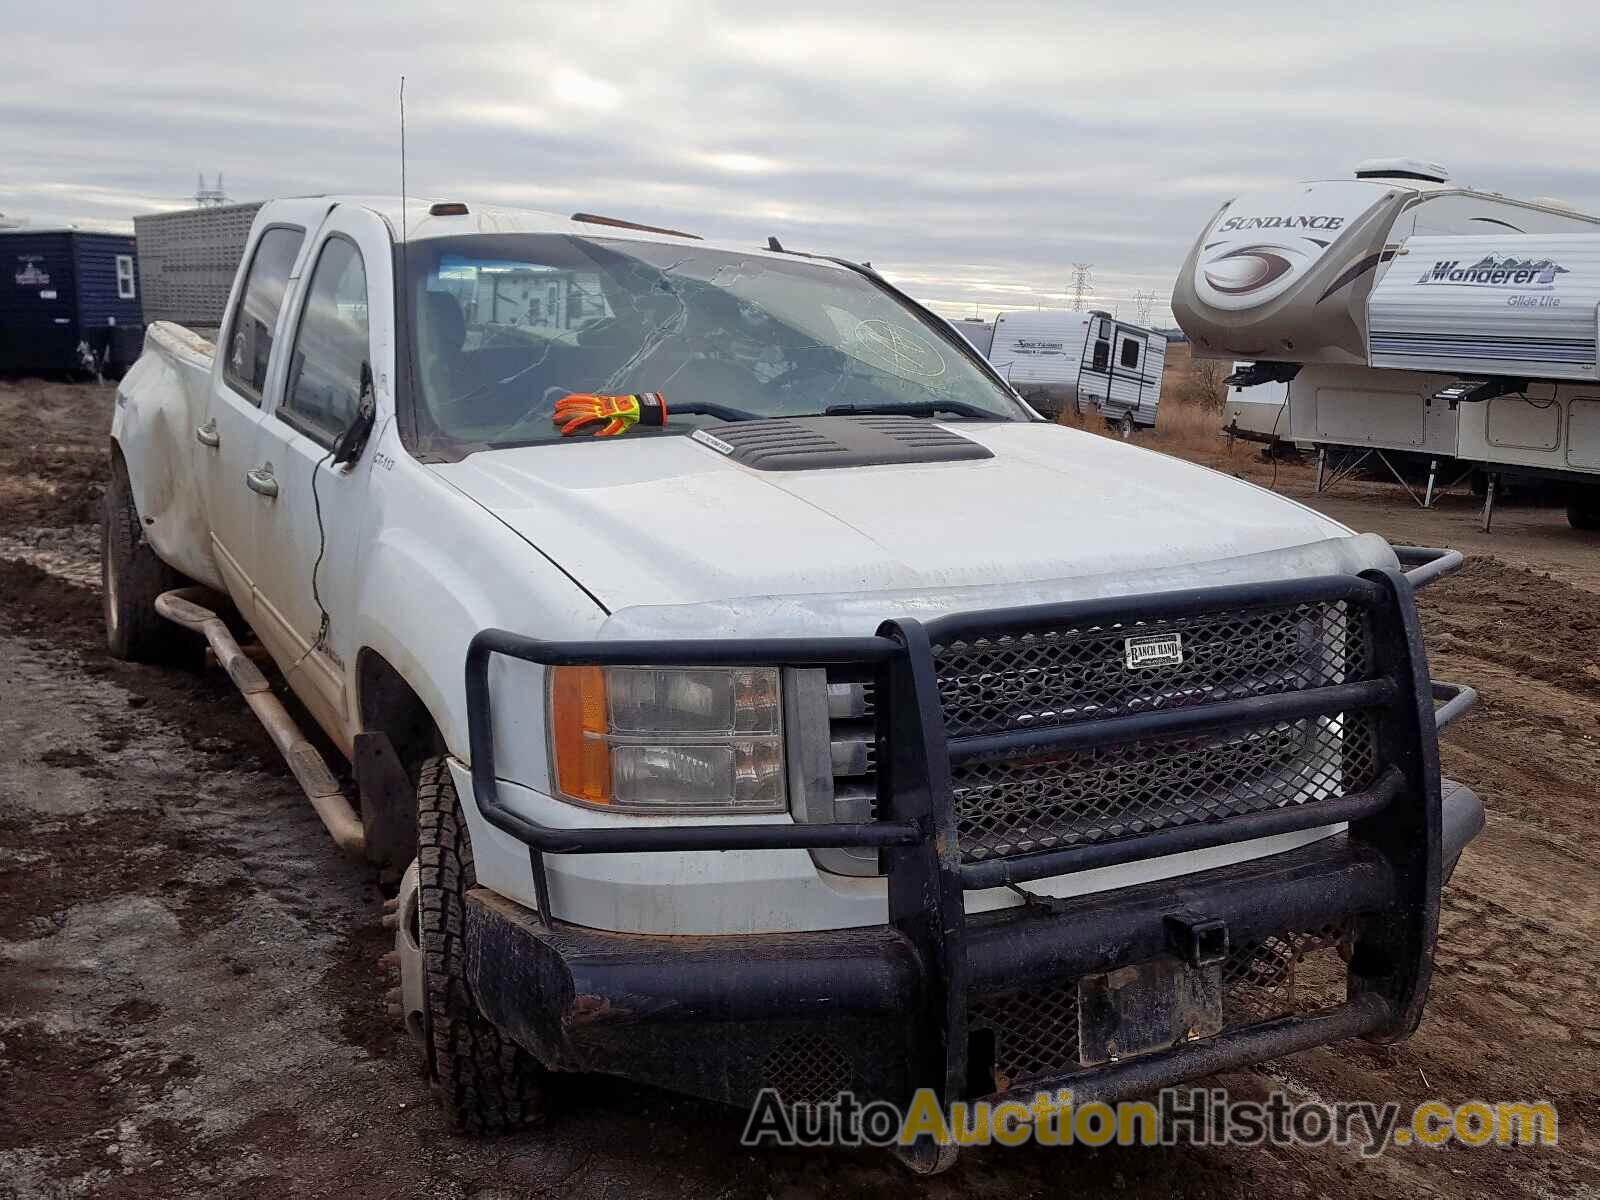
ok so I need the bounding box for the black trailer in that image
[0,228,145,375]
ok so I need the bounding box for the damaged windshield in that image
[402,233,1025,452]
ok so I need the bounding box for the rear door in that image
[250,209,391,748]
[1078,316,1113,406]
[1110,326,1148,418]
[201,224,305,615]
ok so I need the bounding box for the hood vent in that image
[691,415,993,472]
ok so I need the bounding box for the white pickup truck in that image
[107,196,1484,1170]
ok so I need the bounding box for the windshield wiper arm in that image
[822,401,1007,421]
[668,401,762,423]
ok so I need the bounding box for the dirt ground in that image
[1,378,1597,1199]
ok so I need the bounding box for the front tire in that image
[102,454,188,663]
[415,756,546,1133]
[1117,412,1136,439]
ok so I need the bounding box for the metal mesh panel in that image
[952,710,1380,862]
[969,984,1082,1090]
[1222,923,1354,1026]
[760,1035,857,1106]
[969,923,1354,1088]
[933,600,1371,739]
[133,203,264,328]
[934,599,1378,864]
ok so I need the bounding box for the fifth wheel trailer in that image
[1365,232,1600,527]
[1172,159,1600,527]
[1172,158,1600,369]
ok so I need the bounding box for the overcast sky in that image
[5,1,1600,324]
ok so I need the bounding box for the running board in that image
[154,588,366,857]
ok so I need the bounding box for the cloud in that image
[4,0,1600,327]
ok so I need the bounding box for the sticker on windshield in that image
[692,428,735,456]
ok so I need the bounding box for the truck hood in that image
[430,421,1360,619]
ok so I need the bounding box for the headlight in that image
[548,666,786,813]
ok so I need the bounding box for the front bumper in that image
[466,779,1482,1108]
[462,548,1480,1112]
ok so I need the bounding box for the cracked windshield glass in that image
[406,234,1024,450]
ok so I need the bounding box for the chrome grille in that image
[825,673,876,814]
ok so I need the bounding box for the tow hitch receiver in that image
[1165,911,1231,967]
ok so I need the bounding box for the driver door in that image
[250,212,391,750]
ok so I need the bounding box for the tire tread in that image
[415,756,545,1133]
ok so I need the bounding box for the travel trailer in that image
[985,309,1166,432]
[948,316,995,356]
[1172,161,1600,528]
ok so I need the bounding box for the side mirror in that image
[332,362,377,467]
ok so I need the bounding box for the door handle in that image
[244,465,279,499]
[195,419,221,448]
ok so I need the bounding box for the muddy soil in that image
[1,379,1597,1199]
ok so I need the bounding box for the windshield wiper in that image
[822,401,1008,421]
[668,401,762,423]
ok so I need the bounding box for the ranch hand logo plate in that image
[1124,632,1184,670]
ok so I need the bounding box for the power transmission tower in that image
[1133,290,1159,325]
[1070,263,1094,311]
[194,172,230,207]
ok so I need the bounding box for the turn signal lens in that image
[550,666,612,805]
[547,666,785,813]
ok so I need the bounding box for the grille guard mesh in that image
[934,600,1378,863]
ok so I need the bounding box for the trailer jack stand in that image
[154,587,366,857]
[1315,445,1471,510]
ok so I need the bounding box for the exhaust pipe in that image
[154,588,366,857]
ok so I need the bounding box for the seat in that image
[417,290,469,415]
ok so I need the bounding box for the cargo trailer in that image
[0,228,144,375]
[134,202,264,332]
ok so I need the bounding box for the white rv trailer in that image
[1364,232,1600,527]
[1171,161,1600,526]
[949,317,995,356]
[985,308,1167,431]
[1172,159,1600,369]
[1222,361,1292,449]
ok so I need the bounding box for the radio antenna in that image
[397,75,418,437]
[399,76,408,245]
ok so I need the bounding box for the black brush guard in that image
[462,549,1476,1116]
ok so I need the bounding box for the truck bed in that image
[109,321,223,592]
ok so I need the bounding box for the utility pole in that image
[1070,263,1094,311]
[1133,289,1159,326]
